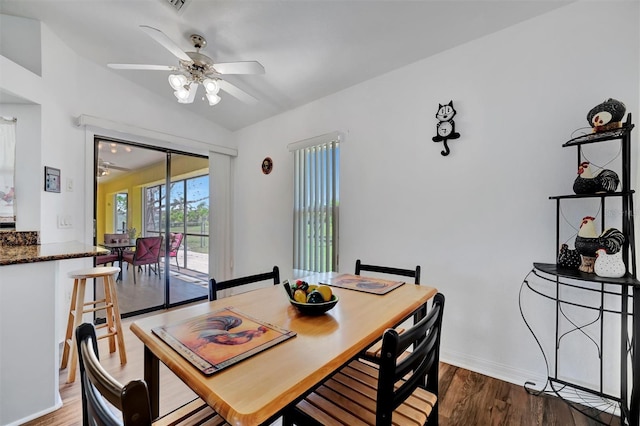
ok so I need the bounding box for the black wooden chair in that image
[75,323,229,426]
[355,259,421,284]
[284,292,445,426]
[355,259,423,359]
[208,266,280,301]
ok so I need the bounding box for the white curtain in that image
[292,136,340,273]
[0,117,16,223]
[210,152,233,281]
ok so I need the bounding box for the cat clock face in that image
[437,121,454,137]
[436,103,456,121]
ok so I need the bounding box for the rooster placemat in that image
[152,307,296,375]
[323,273,405,295]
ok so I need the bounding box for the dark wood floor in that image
[24,310,620,426]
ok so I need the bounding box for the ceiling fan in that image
[108,25,265,106]
[97,159,130,178]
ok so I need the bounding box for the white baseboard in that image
[441,349,547,389]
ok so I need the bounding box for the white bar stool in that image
[60,266,126,383]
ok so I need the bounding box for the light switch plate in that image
[57,214,72,229]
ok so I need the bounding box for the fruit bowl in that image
[289,295,339,315]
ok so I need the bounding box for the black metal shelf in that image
[533,262,640,287]
[548,191,635,201]
[522,113,638,426]
[563,115,634,147]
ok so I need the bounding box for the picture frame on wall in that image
[44,166,61,193]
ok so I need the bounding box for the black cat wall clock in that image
[432,101,461,156]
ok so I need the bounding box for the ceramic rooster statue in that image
[587,98,626,133]
[557,243,581,270]
[573,162,619,194]
[575,216,624,273]
[594,248,626,278]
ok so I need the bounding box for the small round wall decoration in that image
[261,157,273,175]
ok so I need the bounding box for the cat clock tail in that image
[440,140,450,156]
[432,132,460,156]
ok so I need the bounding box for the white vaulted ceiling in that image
[0,0,571,131]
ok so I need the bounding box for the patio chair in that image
[167,232,183,271]
[100,233,129,258]
[209,266,280,301]
[284,292,445,426]
[75,323,228,426]
[355,259,422,360]
[95,252,118,266]
[122,237,162,284]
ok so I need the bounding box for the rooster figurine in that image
[587,98,626,133]
[573,162,619,194]
[575,216,624,273]
[594,248,626,278]
[557,244,581,270]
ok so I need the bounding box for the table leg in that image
[117,249,124,281]
[144,345,160,419]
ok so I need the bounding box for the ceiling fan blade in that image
[219,80,258,105]
[108,64,176,71]
[109,165,131,172]
[213,61,265,75]
[139,25,192,62]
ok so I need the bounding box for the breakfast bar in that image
[0,231,107,426]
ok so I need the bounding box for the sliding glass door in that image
[94,139,209,318]
[168,153,210,305]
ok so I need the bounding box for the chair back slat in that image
[209,266,280,301]
[355,259,421,284]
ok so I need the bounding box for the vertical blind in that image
[292,137,340,272]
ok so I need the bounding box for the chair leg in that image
[426,402,438,426]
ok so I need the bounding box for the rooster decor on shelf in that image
[594,248,626,278]
[587,98,626,133]
[557,244,581,270]
[573,161,620,194]
[574,216,624,273]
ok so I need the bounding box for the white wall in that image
[232,0,640,389]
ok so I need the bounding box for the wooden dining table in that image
[130,272,437,425]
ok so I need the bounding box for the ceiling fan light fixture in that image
[168,74,188,90]
[202,78,220,95]
[174,86,191,102]
[206,93,221,106]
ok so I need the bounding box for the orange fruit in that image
[307,284,318,294]
[317,285,332,302]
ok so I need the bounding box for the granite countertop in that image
[0,241,109,266]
